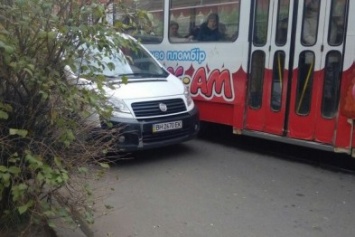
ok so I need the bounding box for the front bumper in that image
[105,107,199,152]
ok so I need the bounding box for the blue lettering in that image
[166,48,206,64]
[150,50,165,61]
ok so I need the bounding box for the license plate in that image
[152,121,183,133]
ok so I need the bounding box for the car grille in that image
[131,99,186,117]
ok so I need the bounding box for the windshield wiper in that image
[105,75,120,79]
[118,73,167,78]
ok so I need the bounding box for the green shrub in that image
[0,0,148,234]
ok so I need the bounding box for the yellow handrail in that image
[297,61,314,113]
[277,53,283,89]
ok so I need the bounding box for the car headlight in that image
[184,86,193,106]
[110,99,131,114]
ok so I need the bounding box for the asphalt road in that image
[62,124,355,237]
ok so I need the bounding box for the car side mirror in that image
[64,65,93,87]
[64,65,78,84]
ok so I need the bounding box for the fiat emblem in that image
[159,103,168,112]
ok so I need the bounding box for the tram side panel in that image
[127,0,355,155]
[338,1,355,153]
[145,1,251,128]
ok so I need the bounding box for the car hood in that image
[104,74,185,100]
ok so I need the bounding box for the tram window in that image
[321,51,342,118]
[119,0,164,44]
[169,0,240,42]
[253,0,270,46]
[249,51,265,109]
[301,0,320,46]
[271,51,285,111]
[296,51,315,115]
[275,0,290,46]
[328,0,348,46]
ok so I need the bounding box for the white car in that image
[65,34,200,152]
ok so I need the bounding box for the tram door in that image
[245,0,347,144]
[245,0,294,135]
[287,0,347,143]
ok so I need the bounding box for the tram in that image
[111,0,355,156]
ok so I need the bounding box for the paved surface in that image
[56,126,355,237]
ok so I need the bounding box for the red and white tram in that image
[114,0,355,156]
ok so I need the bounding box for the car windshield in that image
[76,41,168,80]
